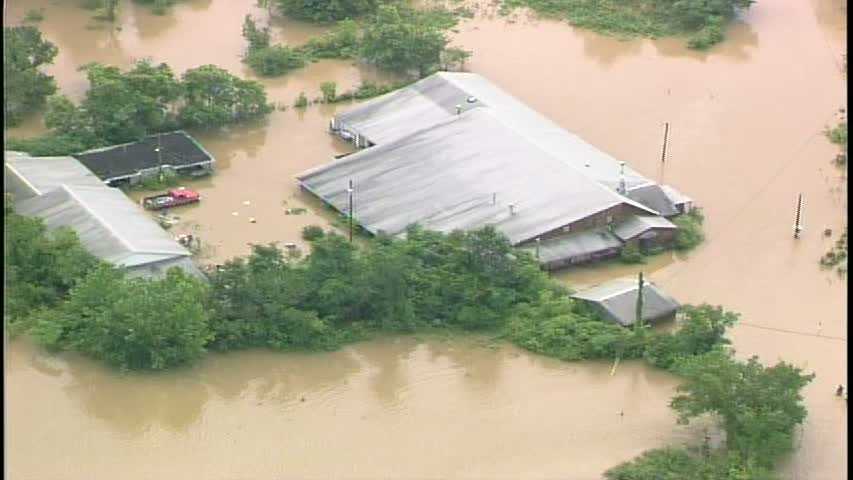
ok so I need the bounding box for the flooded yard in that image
[4,0,847,478]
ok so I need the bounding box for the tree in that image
[179,64,272,127]
[4,207,101,329]
[4,26,58,126]
[360,4,451,77]
[670,351,815,467]
[440,47,471,71]
[277,0,378,22]
[32,266,212,370]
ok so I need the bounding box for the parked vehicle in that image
[142,188,200,210]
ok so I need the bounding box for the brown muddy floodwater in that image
[4,0,848,478]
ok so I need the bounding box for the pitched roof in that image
[299,107,657,244]
[74,131,213,181]
[525,228,622,264]
[612,214,677,242]
[571,278,680,327]
[626,183,679,217]
[335,72,652,192]
[14,184,201,278]
[5,151,104,200]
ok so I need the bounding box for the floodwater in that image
[7,336,717,479]
[4,0,848,478]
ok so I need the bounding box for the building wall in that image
[531,204,636,244]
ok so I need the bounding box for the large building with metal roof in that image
[6,151,202,280]
[297,72,694,267]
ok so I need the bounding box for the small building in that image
[74,131,215,186]
[523,228,622,270]
[6,151,204,280]
[571,278,680,327]
[612,214,678,250]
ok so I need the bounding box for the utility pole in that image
[794,194,804,239]
[348,179,354,243]
[635,271,644,331]
[535,237,541,259]
[660,122,670,164]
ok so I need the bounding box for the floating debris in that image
[243,200,251,206]
[232,211,239,216]
[249,217,257,223]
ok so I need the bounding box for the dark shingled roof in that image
[74,131,212,181]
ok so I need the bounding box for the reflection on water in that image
[6,338,698,480]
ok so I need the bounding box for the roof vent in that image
[455,104,462,115]
[508,203,517,215]
[467,96,477,103]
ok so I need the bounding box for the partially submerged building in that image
[74,131,215,186]
[5,151,203,279]
[571,278,680,327]
[297,72,693,268]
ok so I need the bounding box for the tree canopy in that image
[4,26,58,126]
[277,0,379,23]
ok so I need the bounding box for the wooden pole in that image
[635,271,644,330]
[660,122,670,164]
[794,194,804,239]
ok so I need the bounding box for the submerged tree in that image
[3,26,58,127]
[276,0,379,22]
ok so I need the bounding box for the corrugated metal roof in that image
[74,131,213,181]
[626,183,679,217]
[661,184,693,206]
[14,184,196,274]
[5,151,105,200]
[334,72,652,191]
[525,228,622,264]
[571,278,680,327]
[612,214,677,242]
[300,108,657,244]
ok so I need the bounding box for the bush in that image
[294,91,309,108]
[673,208,705,251]
[276,0,379,22]
[687,15,725,50]
[320,81,337,102]
[302,225,326,241]
[619,243,645,264]
[31,265,211,370]
[23,9,45,23]
[298,20,360,59]
[246,45,306,76]
[4,134,93,156]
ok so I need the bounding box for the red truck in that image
[142,188,201,210]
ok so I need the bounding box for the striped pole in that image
[660,122,670,164]
[793,194,804,238]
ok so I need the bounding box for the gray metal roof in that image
[571,277,680,327]
[612,214,677,242]
[524,228,622,264]
[300,107,657,244]
[5,151,105,200]
[334,72,652,191]
[626,183,679,217]
[14,184,201,278]
[660,184,693,206]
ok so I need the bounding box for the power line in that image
[738,321,846,342]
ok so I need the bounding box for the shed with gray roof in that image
[5,151,105,200]
[571,277,680,327]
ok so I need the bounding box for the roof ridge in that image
[5,162,42,196]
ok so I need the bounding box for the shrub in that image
[320,81,337,102]
[302,225,326,241]
[246,45,306,76]
[619,243,645,264]
[294,91,309,108]
[673,208,705,250]
[276,0,379,22]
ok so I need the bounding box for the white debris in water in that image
[249,217,257,223]
[243,200,251,206]
[232,211,239,216]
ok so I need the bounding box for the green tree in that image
[179,64,272,127]
[320,81,337,102]
[671,351,815,467]
[4,206,101,330]
[360,4,451,77]
[3,26,58,126]
[32,265,212,370]
[277,0,378,22]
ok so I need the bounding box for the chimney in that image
[508,203,516,215]
[455,104,462,115]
